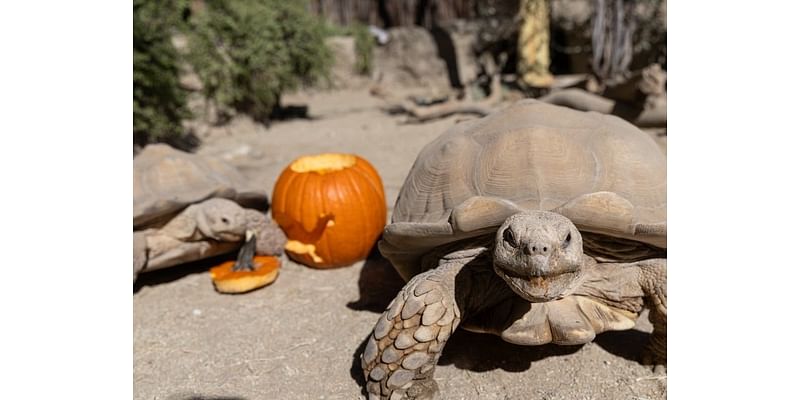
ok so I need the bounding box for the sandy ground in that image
[134,89,667,400]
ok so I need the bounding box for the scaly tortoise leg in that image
[361,262,463,400]
[637,258,667,370]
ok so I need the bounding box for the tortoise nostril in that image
[221,217,229,224]
[525,243,550,256]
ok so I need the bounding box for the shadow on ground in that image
[439,330,582,372]
[134,251,236,294]
[594,327,651,362]
[349,322,652,392]
[346,242,405,313]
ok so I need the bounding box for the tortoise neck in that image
[581,231,666,262]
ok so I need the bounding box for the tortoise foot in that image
[362,269,461,400]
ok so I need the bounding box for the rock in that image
[325,36,371,89]
[373,27,450,94]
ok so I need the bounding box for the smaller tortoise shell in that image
[381,100,666,281]
[133,144,267,229]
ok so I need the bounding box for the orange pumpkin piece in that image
[210,232,280,293]
[210,256,280,293]
[272,153,387,268]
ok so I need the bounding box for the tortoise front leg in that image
[361,261,464,400]
[574,258,666,369]
[637,258,667,369]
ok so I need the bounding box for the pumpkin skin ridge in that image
[272,171,292,232]
[316,172,331,264]
[309,171,327,263]
[280,168,325,266]
[299,172,318,234]
[330,168,357,265]
[350,158,385,200]
[277,167,299,218]
[354,168,388,228]
[319,170,341,264]
[349,158,388,231]
[303,172,332,265]
[344,165,369,262]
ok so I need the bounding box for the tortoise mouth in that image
[215,231,244,242]
[494,265,581,302]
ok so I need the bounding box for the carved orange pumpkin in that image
[272,153,387,268]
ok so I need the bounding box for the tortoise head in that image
[196,198,248,242]
[493,211,586,302]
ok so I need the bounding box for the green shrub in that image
[186,0,331,121]
[352,24,373,76]
[133,0,190,146]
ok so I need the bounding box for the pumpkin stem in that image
[232,230,257,272]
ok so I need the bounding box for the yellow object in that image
[290,153,357,174]
[284,240,324,263]
[518,0,554,88]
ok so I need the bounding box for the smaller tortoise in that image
[134,143,266,229]
[361,99,666,400]
[133,145,285,280]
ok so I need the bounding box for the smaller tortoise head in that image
[196,198,248,242]
[493,211,586,302]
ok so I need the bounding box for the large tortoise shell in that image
[380,100,666,281]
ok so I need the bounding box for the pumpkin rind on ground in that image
[210,256,281,293]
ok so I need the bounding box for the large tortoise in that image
[133,144,285,280]
[361,99,666,399]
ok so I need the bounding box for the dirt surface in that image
[134,89,667,400]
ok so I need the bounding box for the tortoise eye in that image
[562,232,572,249]
[503,227,517,248]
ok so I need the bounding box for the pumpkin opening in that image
[285,240,324,263]
[290,153,356,174]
